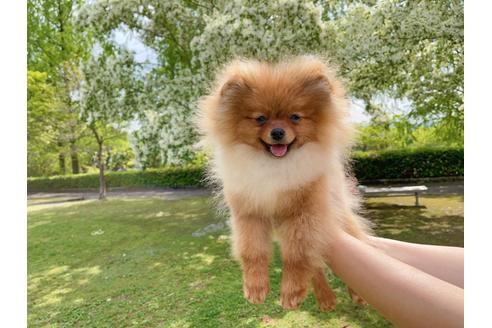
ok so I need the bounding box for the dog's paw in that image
[244,281,269,304]
[315,288,336,312]
[280,285,308,310]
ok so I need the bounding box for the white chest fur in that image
[211,143,336,214]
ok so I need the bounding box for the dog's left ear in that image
[302,74,331,95]
[301,74,332,103]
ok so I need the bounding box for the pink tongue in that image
[270,144,288,157]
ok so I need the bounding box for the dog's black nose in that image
[270,128,285,141]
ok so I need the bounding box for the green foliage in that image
[355,117,464,152]
[28,0,90,78]
[28,0,94,176]
[72,128,135,173]
[27,70,62,176]
[353,147,464,181]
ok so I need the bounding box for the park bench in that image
[358,185,428,206]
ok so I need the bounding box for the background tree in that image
[78,0,215,166]
[28,0,91,174]
[79,50,141,199]
[331,0,464,142]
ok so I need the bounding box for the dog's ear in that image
[219,76,252,101]
[302,74,331,96]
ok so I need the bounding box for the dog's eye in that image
[290,114,301,123]
[255,115,267,125]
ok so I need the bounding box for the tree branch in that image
[89,124,102,145]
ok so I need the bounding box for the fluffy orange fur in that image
[197,55,371,310]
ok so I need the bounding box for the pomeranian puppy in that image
[197,55,371,311]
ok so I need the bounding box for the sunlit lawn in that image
[28,194,463,327]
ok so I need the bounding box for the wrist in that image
[367,236,396,256]
[323,230,350,265]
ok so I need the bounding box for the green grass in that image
[366,195,464,246]
[28,195,463,327]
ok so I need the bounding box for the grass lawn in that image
[28,194,463,327]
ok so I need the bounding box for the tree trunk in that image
[105,146,112,171]
[97,141,107,200]
[70,142,80,174]
[58,152,66,175]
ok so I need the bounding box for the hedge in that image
[27,166,206,192]
[352,147,464,181]
[27,147,463,191]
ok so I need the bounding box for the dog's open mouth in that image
[261,139,295,158]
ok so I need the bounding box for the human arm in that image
[368,236,464,288]
[325,232,464,328]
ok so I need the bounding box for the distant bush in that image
[28,148,463,191]
[352,147,464,181]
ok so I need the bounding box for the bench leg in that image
[415,192,419,206]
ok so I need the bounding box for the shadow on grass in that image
[366,201,464,247]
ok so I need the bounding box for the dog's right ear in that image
[219,76,251,101]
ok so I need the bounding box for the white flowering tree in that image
[191,0,330,74]
[79,51,141,198]
[129,0,331,165]
[79,0,212,165]
[79,0,464,165]
[130,69,206,166]
[331,0,463,140]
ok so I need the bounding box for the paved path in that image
[27,188,211,204]
[28,181,463,205]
